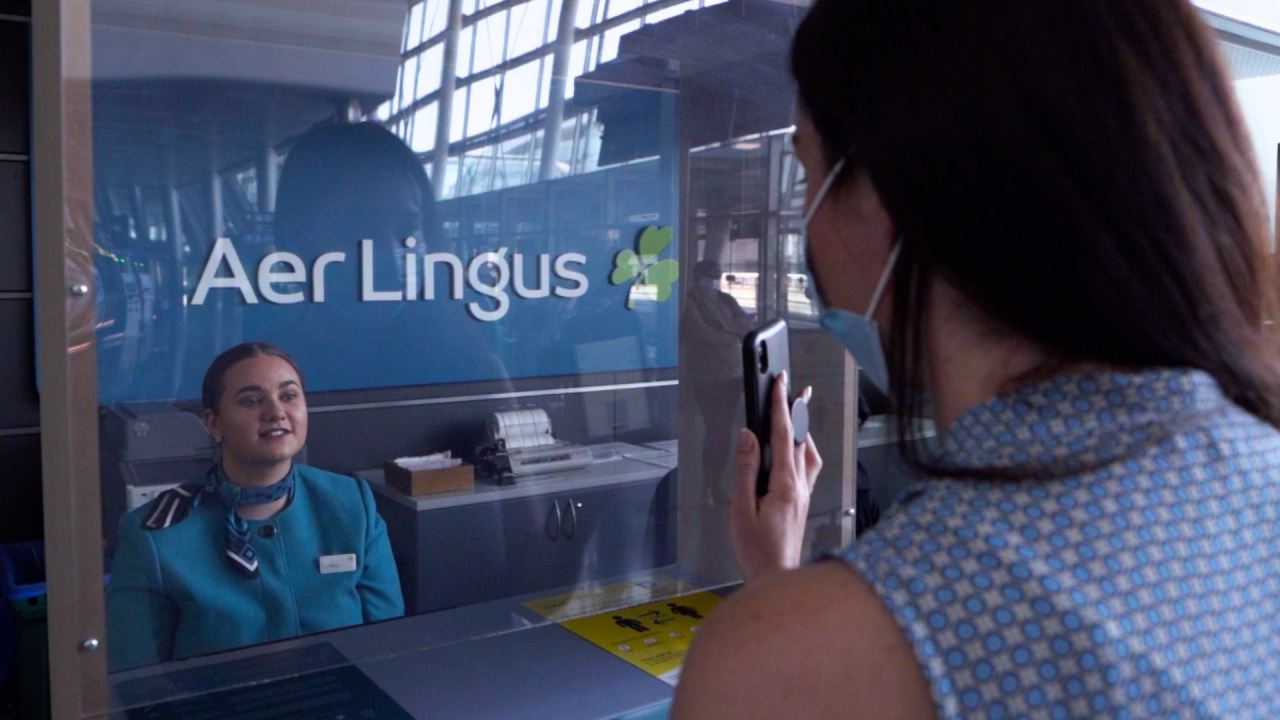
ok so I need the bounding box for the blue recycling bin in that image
[0,541,50,720]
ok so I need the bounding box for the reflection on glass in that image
[60,0,1280,714]
[86,0,816,713]
[681,260,751,506]
[107,343,404,671]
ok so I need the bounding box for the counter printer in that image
[99,402,215,548]
[477,408,592,482]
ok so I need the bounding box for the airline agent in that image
[107,342,404,671]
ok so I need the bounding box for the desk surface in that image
[109,568,720,719]
[112,626,674,719]
[360,441,676,511]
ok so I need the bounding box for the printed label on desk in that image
[523,573,694,621]
[558,591,722,686]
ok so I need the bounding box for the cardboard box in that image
[384,461,475,496]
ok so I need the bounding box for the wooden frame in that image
[32,1,107,717]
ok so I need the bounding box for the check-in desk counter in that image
[360,442,677,614]
[110,442,686,719]
[110,572,691,719]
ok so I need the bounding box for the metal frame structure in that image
[388,0,723,197]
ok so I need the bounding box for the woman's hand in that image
[731,371,823,582]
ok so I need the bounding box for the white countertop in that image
[857,415,936,449]
[359,442,673,511]
[619,440,678,469]
[640,438,678,455]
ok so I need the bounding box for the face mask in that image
[801,157,900,394]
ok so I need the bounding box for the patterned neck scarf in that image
[208,464,296,578]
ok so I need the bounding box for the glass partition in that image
[36,0,1280,715]
[73,0,858,713]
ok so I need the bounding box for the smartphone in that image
[742,319,791,496]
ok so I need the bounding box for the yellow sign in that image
[558,591,723,686]
[523,574,694,622]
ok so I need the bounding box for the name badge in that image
[319,553,358,574]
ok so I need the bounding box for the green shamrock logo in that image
[610,226,679,308]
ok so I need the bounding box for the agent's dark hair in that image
[274,121,437,248]
[694,260,722,281]
[202,342,306,413]
[792,0,1280,471]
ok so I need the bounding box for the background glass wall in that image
[382,0,726,198]
[1222,32,1280,247]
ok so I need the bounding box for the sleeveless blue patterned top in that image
[837,368,1280,719]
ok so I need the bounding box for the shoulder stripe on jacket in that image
[141,482,205,530]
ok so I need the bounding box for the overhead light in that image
[732,141,762,151]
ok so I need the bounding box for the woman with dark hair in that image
[107,342,403,671]
[674,1,1280,717]
[258,120,511,391]
[273,122,437,254]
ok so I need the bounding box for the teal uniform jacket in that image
[107,464,404,671]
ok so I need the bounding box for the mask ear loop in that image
[801,157,848,227]
[864,243,902,318]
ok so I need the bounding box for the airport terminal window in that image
[46,0,1279,713]
[1223,39,1280,247]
